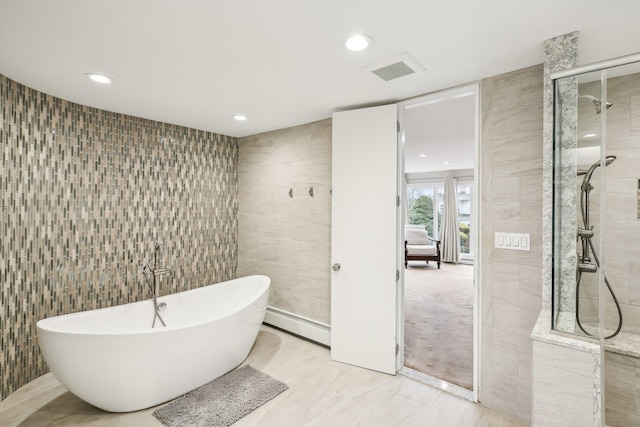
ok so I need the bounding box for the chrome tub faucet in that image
[144,243,173,327]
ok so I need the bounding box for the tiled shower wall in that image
[237,119,331,324]
[570,73,640,336]
[0,74,238,400]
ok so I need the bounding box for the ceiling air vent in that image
[363,52,426,82]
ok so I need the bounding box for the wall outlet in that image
[495,232,530,251]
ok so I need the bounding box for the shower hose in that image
[575,160,622,339]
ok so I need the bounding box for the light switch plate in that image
[495,232,530,251]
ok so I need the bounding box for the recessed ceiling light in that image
[418,154,429,158]
[345,34,373,51]
[85,73,113,84]
[442,161,452,165]
[583,133,597,138]
[232,114,248,121]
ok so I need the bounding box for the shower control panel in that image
[495,232,530,251]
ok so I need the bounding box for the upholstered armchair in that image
[404,224,441,269]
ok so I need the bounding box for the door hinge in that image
[395,343,399,355]
[397,121,400,133]
[396,269,400,281]
[396,195,400,207]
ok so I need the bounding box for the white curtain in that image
[440,176,460,263]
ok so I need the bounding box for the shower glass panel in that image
[553,60,640,342]
[553,55,640,426]
[553,69,605,339]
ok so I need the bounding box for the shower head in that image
[579,94,613,114]
[577,155,616,176]
[579,155,616,190]
[595,99,613,114]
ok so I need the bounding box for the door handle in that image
[332,263,341,272]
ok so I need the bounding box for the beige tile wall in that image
[237,119,332,324]
[532,340,596,426]
[481,64,544,423]
[605,351,640,426]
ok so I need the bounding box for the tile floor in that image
[0,326,528,426]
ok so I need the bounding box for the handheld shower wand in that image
[575,156,622,339]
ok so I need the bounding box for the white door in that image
[330,104,398,375]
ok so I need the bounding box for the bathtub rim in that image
[36,274,270,336]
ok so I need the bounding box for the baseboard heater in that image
[263,306,331,347]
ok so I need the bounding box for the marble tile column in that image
[542,32,579,317]
[534,31,604,427]
[554,75,580,318]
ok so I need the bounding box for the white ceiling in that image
[404,92,476,174]
[1,0,640,139]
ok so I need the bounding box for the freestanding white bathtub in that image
[36,275,270,412]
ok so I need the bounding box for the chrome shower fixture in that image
[574,155,622,339]
[577,155,617,186]
[579,94,613,114]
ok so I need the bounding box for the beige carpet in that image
[404,262,474,390]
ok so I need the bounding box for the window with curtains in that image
[457,181,473,260]
[406,178,474,261]
[407,184,442,239]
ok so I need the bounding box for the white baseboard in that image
[263,306,331,347]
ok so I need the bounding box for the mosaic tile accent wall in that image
[0,74,238,400]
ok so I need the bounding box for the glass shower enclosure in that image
[552,54,640,425]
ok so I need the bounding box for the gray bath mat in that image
[153,365,288,427]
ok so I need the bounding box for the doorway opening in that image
[397,84,480,400]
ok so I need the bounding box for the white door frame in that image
[395,83,481,402]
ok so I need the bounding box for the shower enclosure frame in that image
[551,52,640,341]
